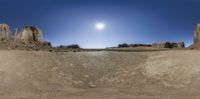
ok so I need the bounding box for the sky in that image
[0,0,199,48]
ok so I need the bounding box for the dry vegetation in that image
[0,50,199,99]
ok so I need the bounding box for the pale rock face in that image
[15,26,44,44]
[0,23,51,49]
[0,23,10,41]
[194,24,200,48]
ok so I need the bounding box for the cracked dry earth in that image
[0,50,199,99]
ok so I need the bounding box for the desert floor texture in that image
[0,50,199,99]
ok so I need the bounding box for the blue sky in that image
[0,0,199,48]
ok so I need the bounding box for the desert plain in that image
[0,49,199,99]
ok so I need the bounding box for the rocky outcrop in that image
[0,23,52,49]
[118,43,151,48]
[57,44,80,49]
[14,26,44,45]
[177,42,185,48]
[194,24,200,48]
[187,44,194,49]
[118,43,129,48]
[129,44,151,47]
[152,42,185,48]
[0,23,10,41]
[13,26,52,50]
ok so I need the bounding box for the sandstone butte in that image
[0,23,51,50]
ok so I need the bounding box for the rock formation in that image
[0,23,10,41]
[152,42,185,48]
[14,26,44,45]
[57,44,80,49]
[177,42,185,48]
[0,23,51,49]
[118,43,129,48]
[118,43,151,48]
[129,44,151,47]
[193,24,200,48]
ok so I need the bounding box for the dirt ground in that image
[0,50,199,99]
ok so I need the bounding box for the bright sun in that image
[95,22,105,30]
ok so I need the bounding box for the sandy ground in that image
[0,50,199,99]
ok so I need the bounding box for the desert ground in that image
[0,49,199,99]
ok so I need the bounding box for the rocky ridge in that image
[152,42,185,49]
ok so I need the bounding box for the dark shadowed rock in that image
[118,43,129,48]
[67,44,80,48]
[129,44,151,47]
[58,44,80,49]
[43,41,51,46]
[118,43,151,48]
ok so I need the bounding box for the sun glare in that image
[95,22,105,30]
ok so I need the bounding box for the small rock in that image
[49,49,54,52]
[88,82,96,88]
[84,75,89,78]
[35,48,40,51]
